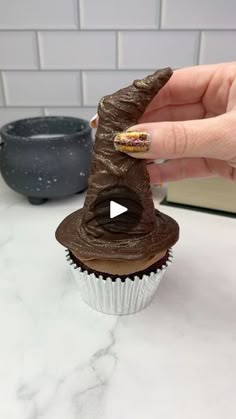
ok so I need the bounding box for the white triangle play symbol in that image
[110,200,128,219]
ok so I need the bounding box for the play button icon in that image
[110,201,128,219]
[93,185,143,234]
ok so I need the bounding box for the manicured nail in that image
[113,131,151,153]
[89,113,98,128]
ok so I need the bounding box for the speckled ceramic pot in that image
[0,116,93,204]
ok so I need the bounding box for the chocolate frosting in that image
[56,68,179,261]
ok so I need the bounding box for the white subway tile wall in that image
[39,32,116,69]
[0,32,38,69]
[3,72,81,106]
[83,70,152,106]
[0,0,235,126]
[162,0,236,29]
[80,0,160,29]
[118,31,199,69]
[199,31,236,64]
[0,0,78,29]
[44,107,97,121]
[0,108,43,126]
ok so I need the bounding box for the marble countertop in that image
[0,176,236,419]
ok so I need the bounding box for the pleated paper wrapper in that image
[66,249,173,315]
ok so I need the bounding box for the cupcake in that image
[56,68,179,315]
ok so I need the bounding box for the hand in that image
[127,63,236,183]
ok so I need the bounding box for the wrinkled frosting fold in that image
[56,68,179,260]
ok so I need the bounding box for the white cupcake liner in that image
[65,249,173,315]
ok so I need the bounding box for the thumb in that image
[126,113,236,161]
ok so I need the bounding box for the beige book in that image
[166,178,236,213]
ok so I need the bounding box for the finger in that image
[90,113,98,128]
[139,102,205,123]
[126,113,236,161]
[147,159,213,183]
[90,65,220,128]
[148,158,236,183]
[144,64,222,113]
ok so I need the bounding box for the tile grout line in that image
[0,106,98,113]
[76,0,80,29]
[35,31,42,69]
[79,71,84,106]
[0,105,105,109]
[158,0,162,29]
[115,31,119,69]
[0,72,7,106]
[0,28,235,32]
[196,31,202,64]
[0,68,159,72]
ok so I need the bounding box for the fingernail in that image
[90,113,98,128]
[113,131,151,153]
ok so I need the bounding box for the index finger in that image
[143,63,222,113]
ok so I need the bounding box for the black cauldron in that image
[0,116,93,204]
